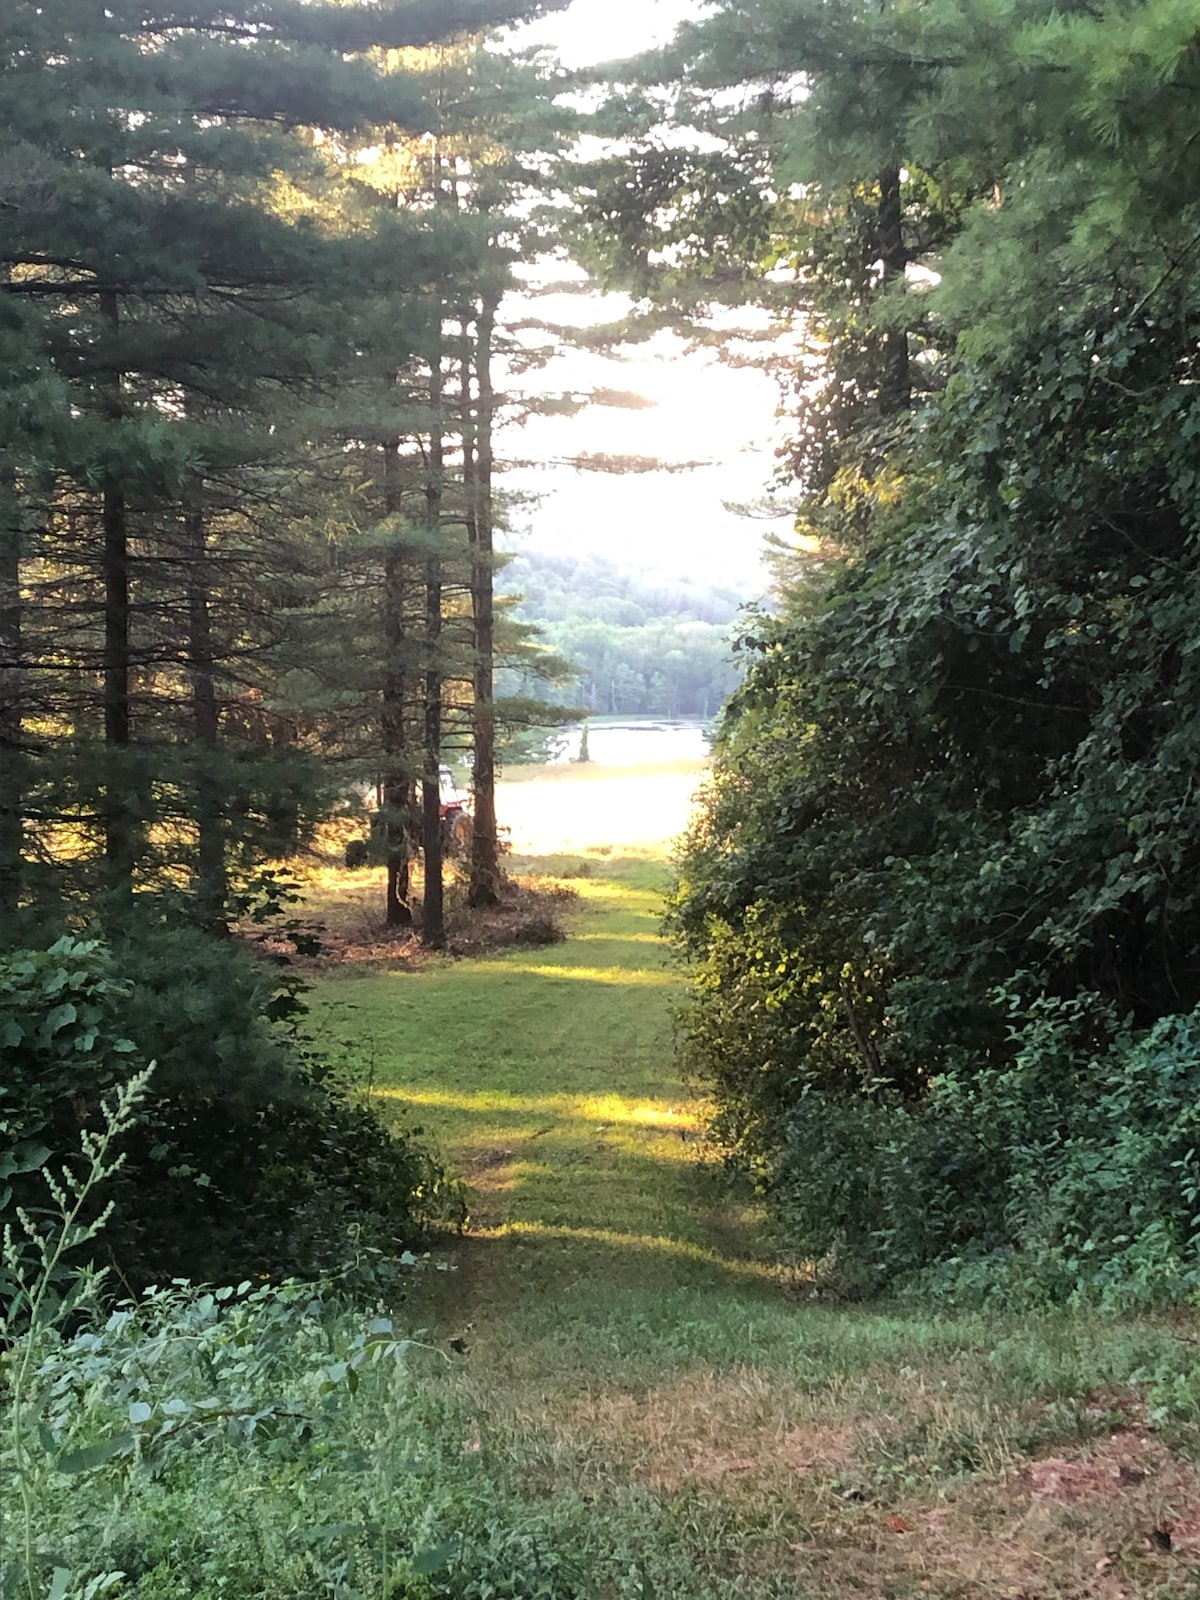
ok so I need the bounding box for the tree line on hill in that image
[498,551,744,721]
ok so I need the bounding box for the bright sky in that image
[500,0,785,594]
[516,0,709,68]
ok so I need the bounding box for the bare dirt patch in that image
[544,1372,1200,1596]
[854,1430,1200,1599]
[553,1371,861,1495]
[1010,1429,1200,1547]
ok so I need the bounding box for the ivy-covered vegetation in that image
[650,0,1200,1303]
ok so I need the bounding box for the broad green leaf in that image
[43,1003,77,1036]
[411,1540,461,1577]
[2,1143,52,1178]
[56,1434,134,1474]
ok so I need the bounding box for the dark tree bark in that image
[877,165,911,415]
[0,475,23,924]
[184,491,229,934]
[467,296,502,909]
[100,291,136,897]
[381,440,415,928]
[420,351,446,951]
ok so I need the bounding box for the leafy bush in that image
[0,940,143,1310]
[1,1065,561,1600]
[983,1005,1200,1307]
[0,927,464,1297]
[695,977,1200,1305]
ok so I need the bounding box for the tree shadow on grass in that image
[386,1103,783,1328]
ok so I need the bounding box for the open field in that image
[290,756,709,962]
[494,755,710,856]
[306,764,1200,1600]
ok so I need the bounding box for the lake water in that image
[551,720,712,767]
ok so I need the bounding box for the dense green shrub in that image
[671,298,1200,1305]
[1,939,144,1310]
[0,928,464,1297]
[675,735,1200,1303]
[742,1005,1200,1306]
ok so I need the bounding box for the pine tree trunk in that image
[420,350,446,951]
[468,298,502,909]
[0,475,23,924]
[877,166,911,414]
[98,289,136,897]
[381,441,414,929]
[383,546,415,931]
[184,493,228,934]
[102,470,134,894]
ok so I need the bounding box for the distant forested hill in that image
[499,551,747,719]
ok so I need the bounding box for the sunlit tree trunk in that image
[420,345,446,950]
[381,440,415,928]
[468,295,502,908]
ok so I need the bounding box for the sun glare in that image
[514,0,712,69]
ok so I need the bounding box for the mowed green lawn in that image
[309,802,1200,1600]
[311,854,767,1297]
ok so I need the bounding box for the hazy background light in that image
[515,0,712,68]
[499,1,787,593]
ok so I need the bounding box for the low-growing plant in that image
[714,998,1200,1308]
[3,1066,153,1600]
[0,939,144,1309]
[1,926,465,1296]
[2,1094,552,1600]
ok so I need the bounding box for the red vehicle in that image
[344,766,470,869]
[438,766,472,856]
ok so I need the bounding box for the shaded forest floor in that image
[308,771,1200,1600]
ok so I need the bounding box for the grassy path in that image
[313,852,1200,1600]
[314,855,768,1304]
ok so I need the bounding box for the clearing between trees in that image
[308,763,1200,1600]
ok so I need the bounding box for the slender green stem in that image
[5,1070,152,1600]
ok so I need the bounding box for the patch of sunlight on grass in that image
[570,930,664,945]
[481,962,674,986]
[568,877,664,904]
[495,1222,780,1282]
[371,1085,699,1130]
[588,1095,700,1128]
[490,1159,551,1183]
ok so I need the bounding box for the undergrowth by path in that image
[312,852,1200,1600]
